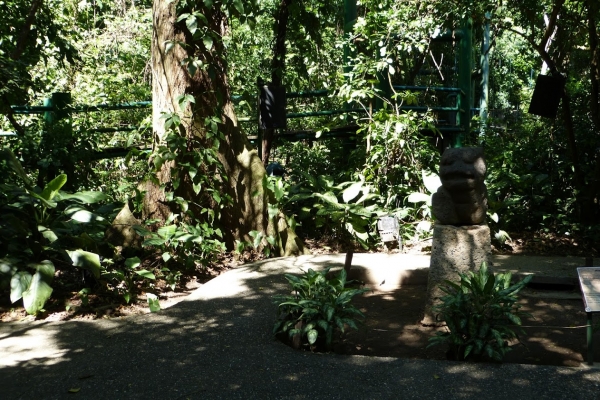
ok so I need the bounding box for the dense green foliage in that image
[0,0,599,314]
[0,148,113,314]
[428,262,532,362]
[273,267,368,350]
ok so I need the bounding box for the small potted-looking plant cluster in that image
[274,261,531,363]
[273,267,369,352]
[428,262,532,362]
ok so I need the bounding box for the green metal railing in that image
[7,94,152,160]
[5,85,466,155]
[10,101,152,114]
[5,4,480,150]
[6,10,477,152]
[6,12,476,156]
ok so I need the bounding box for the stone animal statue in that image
[432,147,487,225]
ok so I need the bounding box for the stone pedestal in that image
[421,224,492,325]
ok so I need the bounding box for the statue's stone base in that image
[421,224,492,325]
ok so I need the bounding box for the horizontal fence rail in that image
[10,101,152,115]
[5,84,467,158]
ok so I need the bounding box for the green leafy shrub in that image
[133,220,225,271]
[428,262,532,362]
[273,267,369,351]
[0,149,113,314]
[287,173,385,248]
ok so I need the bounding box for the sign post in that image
[577,267,600,365]
[377,216,401,250]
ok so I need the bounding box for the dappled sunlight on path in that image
[1,254,599,399]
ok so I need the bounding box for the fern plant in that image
[428,262,532,362]
[274,267,369,351]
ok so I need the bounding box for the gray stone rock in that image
[105,203,143,253]
[432,147,487,225]
[421,224,492,325]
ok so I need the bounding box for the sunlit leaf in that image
[10,271,32,303]
[41,174,67,201]
[39,226,59,243]
[203,35,213,50]
[147,293,161,312]
[125,257,141,269]
[136,269,156,280]
[68,250,102,278]
[164,40,175,54]
[422,170,441,194]
[143,238,166,247]
[416,220,431,233]
[342,182,362,203]
[69,210,105,223]
[22,261,54,315]
[59,191,107,204]
[307,329,318,344]
[158,224,177,239]
[186,15,198,34]
[407,192,430,203]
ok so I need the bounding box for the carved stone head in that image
[432,147,488,225]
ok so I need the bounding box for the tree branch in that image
[505,27,559,74]
[11,0,44,61]
[5,112,25,135]
[270,0,293,86]
[540,0,564,50]
[1,95,25,136]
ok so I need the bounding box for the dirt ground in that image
[0,274,208,322]
[337,283,594,367]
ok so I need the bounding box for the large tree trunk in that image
[148,0,306,256]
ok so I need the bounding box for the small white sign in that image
[577,267,600,312]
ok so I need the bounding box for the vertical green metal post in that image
[40,96,55,186]
[455,18,473,148]
[52,92,73,139]
[588,312,594,366]
[51,92,72,123]
[479,12,491,137]
[43,96,54,124]
[45,92,72,131]
[41,93,72,186]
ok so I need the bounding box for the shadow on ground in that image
[341,284,595,367]
[1,255,600,399]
